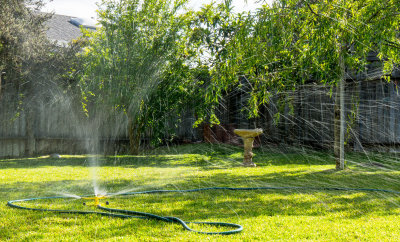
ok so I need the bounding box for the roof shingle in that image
[46,14,84,44]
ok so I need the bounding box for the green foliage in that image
[195,0,400,120]
[0,0,49,89]
[79,0,400,150]
[81,0,220,151]
[82,0,189,106]
[0,0,82,114]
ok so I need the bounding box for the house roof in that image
[46,14,96,44]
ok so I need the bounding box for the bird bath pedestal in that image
[234,129,263,167]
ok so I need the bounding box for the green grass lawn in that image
[1,144,400,241]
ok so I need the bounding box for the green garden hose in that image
[7,194,243,235]
[7,186,400,235]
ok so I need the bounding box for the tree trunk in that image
[0,71,2,99]
[128,117,141,155]
[339,49,346,170]
[334,49,346,170]
[334,92,341,169]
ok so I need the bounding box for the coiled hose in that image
[7,186,400,235]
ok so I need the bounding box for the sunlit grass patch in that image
[1,144,400,241]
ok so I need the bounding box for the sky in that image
[41,0,273,21]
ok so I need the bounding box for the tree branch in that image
[383,40,400,50]
[306,2,320,17]
[366,2,399,23]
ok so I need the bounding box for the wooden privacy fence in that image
[211,80,400,149]
[0,91,200,157]
[0,92,130,157]
[1,79,400,157]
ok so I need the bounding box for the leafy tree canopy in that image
[81,0,205,152]
[0,0,50,90]
[201,0,400,118]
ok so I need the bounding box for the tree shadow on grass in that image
[1,180,96,201]
[2,144,400,240]
[0,155,202,169]
[94,165,400,220]
[0,154,242,170]
[3,170,400,242]
[2,144,400,217]
[4,179,399,221]
[3,143,398,171]
[0,156,90,169]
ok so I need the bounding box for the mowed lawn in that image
[1,144,400,241]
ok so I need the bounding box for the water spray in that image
[7,186,400,235]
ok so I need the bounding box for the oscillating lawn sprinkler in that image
[81,195,109,206]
